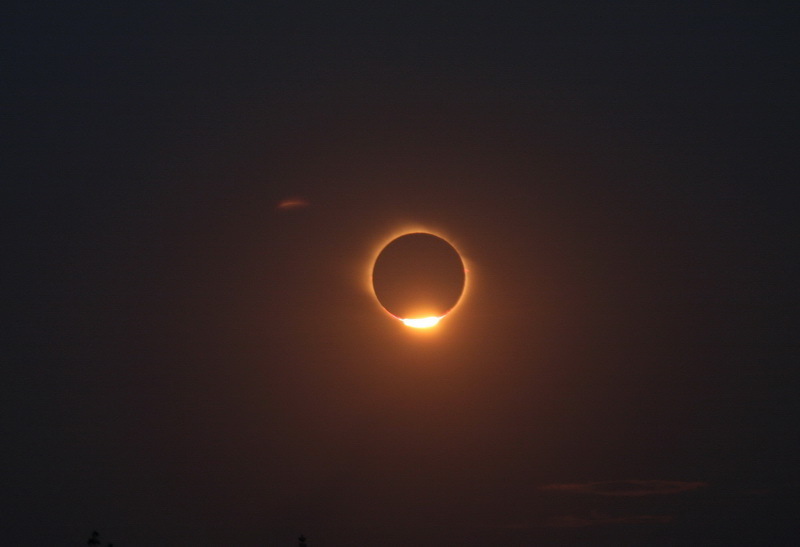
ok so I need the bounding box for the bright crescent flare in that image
[401,316,442,329]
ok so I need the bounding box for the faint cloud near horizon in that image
[540,479,708,497]
[498,510,674,531]
[544,511,674,528]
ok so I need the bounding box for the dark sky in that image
[3,2,798,545]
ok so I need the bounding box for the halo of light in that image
[368,227,468,329]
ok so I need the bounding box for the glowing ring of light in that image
[367,226,468,329]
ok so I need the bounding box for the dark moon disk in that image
[372,232,466,319]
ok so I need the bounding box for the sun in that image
[370,229,467,329]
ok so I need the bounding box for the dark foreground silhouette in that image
[87,530,112,546]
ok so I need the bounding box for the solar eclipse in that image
[371,232,466,328]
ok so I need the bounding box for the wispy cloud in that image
[540,479,707,497]
[544,512,673,528]
[277,197,309,210]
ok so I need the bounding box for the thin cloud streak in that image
[544,512,674,528]
[540,479,708,497]
[277,197,310,210]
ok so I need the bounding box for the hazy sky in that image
[3,2,797,545]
